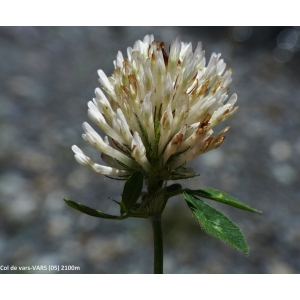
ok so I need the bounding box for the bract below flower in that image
[72,35,238,180]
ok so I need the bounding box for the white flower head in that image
[72,35,238,180]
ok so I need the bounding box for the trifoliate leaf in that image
[183,191,249,254]
[186,188,261,214]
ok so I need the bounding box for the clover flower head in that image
[72,34,238,180]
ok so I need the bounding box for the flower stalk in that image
[150,214,164,274]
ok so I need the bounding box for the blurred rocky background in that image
[0,26,299,273]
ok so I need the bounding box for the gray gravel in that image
[0,26,299,274]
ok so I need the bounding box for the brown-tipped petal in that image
[73,34,238,179]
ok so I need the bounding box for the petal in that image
[72,145,130,176]
[82,122,133,167]
[98,69,115,99]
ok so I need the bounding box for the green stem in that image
[165,188,184,200]
[150,214,163,274]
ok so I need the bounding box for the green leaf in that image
[186,188,261,214]
[183,192,249,254]
[121,171,144,213]
[64,199,121,219]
